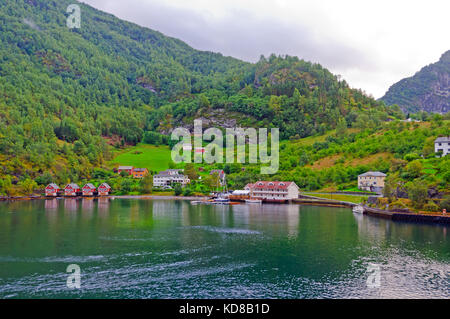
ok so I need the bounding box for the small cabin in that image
[45,183,60,197]
[64,183,80,196]
[82,183,96,196]
[98,183,111,196]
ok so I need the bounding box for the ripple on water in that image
[189,226,262,235]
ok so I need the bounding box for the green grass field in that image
[303,192,368,204]
[110,144,172,172]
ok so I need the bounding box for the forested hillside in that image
[381,50,450,114]
[0,0,402,192]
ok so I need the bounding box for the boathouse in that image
[45,183,60,197]
[64,183,80,196]
[82,183,96,196]
[98,183,111,196]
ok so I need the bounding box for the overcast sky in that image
[81,0,449,98]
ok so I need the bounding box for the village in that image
[44,164,385,205]
[44,137,449,205]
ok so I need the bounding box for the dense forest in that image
[0,0,419,194]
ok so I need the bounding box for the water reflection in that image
[97,197,110,216]
[44,199,58,211]
[353,211,449,248]
[0,199,448,299]
[81,198,94,213]
[64,198,78,212]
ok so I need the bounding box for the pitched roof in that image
[156,169,185,177]
[99,183,111,189]
[65,183,79,189]
[83,183,96,189]
[133,168,148,172]
[435,136,450,143]
[46,183,59,189]
[118,166,133,170]
[250,181,295,190]
[155,173,187,178]
[358,171,387,177]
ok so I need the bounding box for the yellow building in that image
[358,171,387,193]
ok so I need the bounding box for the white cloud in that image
[81,0,450,98]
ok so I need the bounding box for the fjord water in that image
[0,199,448,299]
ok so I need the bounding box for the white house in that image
[245,181,299,201]
[435,137,450,156]
[153,169,190,188]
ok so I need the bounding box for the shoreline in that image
[0,194,208,201]
[1,194,448,225]
[114,195,209,201]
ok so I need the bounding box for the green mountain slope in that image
[0,0,402,192]
[381,51,450,114]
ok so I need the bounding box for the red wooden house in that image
[45,183,60,197]
[64,183,80,196]
[82,183,96,196]
[98,183,111,196]
[118,166,133,175]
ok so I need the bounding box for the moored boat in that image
[213,197,230,204]
[352,205,364,214]
[245,198,262,204]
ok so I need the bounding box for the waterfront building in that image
[358,171,387,193]
[45,183,60,197]
[64,183,80,196]
[229,189,250,201]
[245,181,300,201]
[82,183,96,196]
[98,183,111,196]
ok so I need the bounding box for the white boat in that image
[245,199,262,204]
[352,205,364,214]
[213,197,230,204]
[191,200,212,205]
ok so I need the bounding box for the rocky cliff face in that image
[381,50,450,114]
